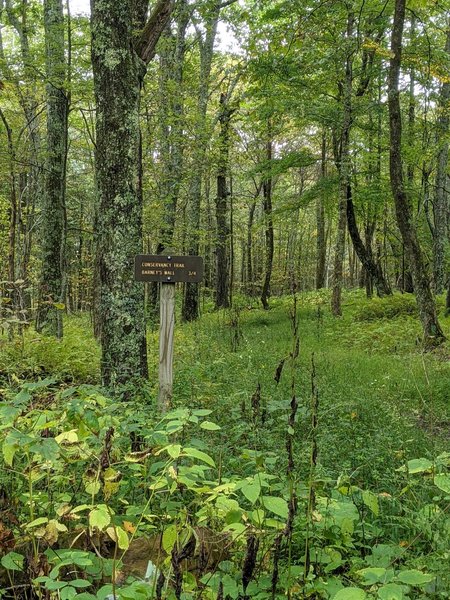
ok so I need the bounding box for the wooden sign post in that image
[135,254,204,410]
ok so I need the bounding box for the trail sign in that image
[135,254,204,410]
[135,255,203,283]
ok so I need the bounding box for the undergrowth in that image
[0,291,449,599]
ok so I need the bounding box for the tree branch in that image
[218,0,238,9]
[137,0,175,64]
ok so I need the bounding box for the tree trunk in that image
[182,5,219,321]
[346,196,392,297]
[91,0,173,390]
[36,0,68,339]
[215,92,233,309]
[261,124,274,310]
[433,25,450,295]
[388,0,445,347]
[316,132,327,289]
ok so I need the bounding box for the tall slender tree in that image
[36,0,69,338]
[388,0,445,347]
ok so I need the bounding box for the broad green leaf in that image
[26,517,49,529]
[200,421,221,431]
[29,438,60,461]
[241,480,261,504]
[1,552,24,572]
[183,447,215,467]
[396,570,434,586]
[55,430,79,444]
[162,524,177,553]
[333,587,366,600]
[69,579,91,588]
[60,585,77,600]
[261,496,288,519]
[192,409,213,416]
[397,458,433,474]
[96,585,114,600]
[378,583,404,600]
[46,580,68,590]
[89,505,110,531]
[165,444,181,459]
[357,567,388,585]
[3,442,17,466]
[362,490,379,516]
[116,526,129,550]
[434,473,450,493]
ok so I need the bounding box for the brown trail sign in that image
[135,255,204,410]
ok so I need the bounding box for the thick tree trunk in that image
[388,0,445,347]
[91,0,172,389]
[36,0,68,339]
[433,26,450,295]
[215,92,233,309]
[261,128,274,310]
[91,0,147,389]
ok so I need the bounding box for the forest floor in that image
[0,290,449,599]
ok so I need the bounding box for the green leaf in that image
[333,587,366,600]
[30,438,60,461]
[377,583,404,600]
[89,505,110,531]
[398,458,433,474]
[362,490,379,516]
[396,570,434,586]
[434,473,450,493]
[357,567,388,585]
[200,421,221,431]
[192,409,213,416]
[116,526,129,551]
[3,442,17,467]
[46,580,68,590]
[241,480,261,504]
[26,517,49,529]
[69,579,91,588]
[183,447,215,467]
[165,444,181,459]
[60,585,77,600]
[162,524,177,553]
[1,552,24,572]
[261,496,288,519]
[96,585,114,600]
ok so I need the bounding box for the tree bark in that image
[183,4,220,321]
[388,0,445,347]
[433,25,450,295]
[261,123,274,310]
[36,0,68,339]
[316,132,327,290]
[215,92,233,309]
[91,0,173,390]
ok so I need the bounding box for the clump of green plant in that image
[352,294,420,322]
